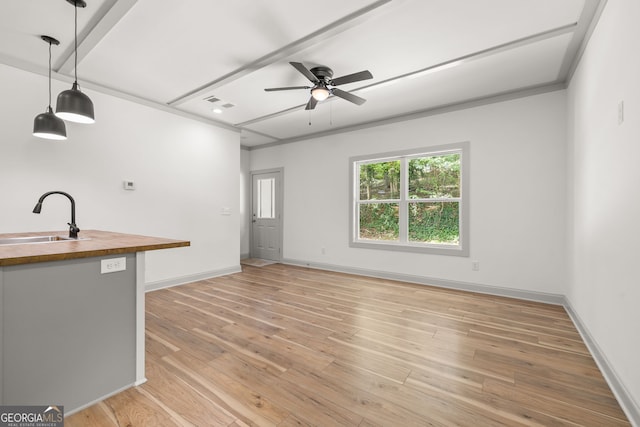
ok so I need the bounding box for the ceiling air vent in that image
[222,103,235,109]
[203,96,220,103]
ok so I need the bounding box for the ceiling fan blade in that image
[332,88,367,106]
[331,70,373,86]
[264,86,310,92]
[305,96,318,110]
[290,62,319,83]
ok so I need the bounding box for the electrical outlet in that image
[472,261,480,271]
[101,257,127,274]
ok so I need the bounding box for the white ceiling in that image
[0,0,600,148]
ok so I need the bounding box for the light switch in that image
[123,180,136,190]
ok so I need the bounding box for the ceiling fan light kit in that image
[55,0,95,124]
[33,35,67,140]
[265,62,373,111]
[311,84,330,101]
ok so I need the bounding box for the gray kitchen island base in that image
[0,253,147,414]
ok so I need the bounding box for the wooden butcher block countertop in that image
[0,230,190,266]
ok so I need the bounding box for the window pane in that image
[359,203,399,241]
[408,202,459,244]
[257,178,275,219]
[359,160,401,200]
[408,154,460,198]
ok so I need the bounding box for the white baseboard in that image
[145,265,242,292]
[564,299,640,427]
[134,377,148,387]
[282,258,564,305]
[65,382,137,417]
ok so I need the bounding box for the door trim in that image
[250,167,284,261]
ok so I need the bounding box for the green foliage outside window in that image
[359,203,399,240]
[408,154,460,198]
[358,154,460,244]
[359,160,400,200]
[408,202,459,244]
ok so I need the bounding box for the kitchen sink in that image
[0,235,86,245]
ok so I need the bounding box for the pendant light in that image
[55,0,95,124]
[33,36,67,140]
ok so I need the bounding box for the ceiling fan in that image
[264,62,373,110]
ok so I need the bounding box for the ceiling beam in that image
[56,0,139,74]
[562,0,608,81]
[167,0,394,107]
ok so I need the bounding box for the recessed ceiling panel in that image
[243,0,585,86]
[175,0,585,138]
[78,0,381,103]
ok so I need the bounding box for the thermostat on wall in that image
[123,180,135,190]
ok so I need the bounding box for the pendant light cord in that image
[48,40,52,108]
[74,3,78,84]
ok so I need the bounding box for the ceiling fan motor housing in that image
[310,66,334,82]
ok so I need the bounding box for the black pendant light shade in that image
[56,82,95,123]
[55,0,95,124]
[33,35,67,140]
[34,107,68,140]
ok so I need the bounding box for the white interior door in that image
[251,170,282,261]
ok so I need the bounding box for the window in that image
[350,142,469,256]
[256,177,276,219]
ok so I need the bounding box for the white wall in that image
[248,91,567,296]
[0,63,240,285]
[566,0,640,420]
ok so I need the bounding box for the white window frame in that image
[349,142,469,257]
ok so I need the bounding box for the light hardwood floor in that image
[66,264,630,426]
